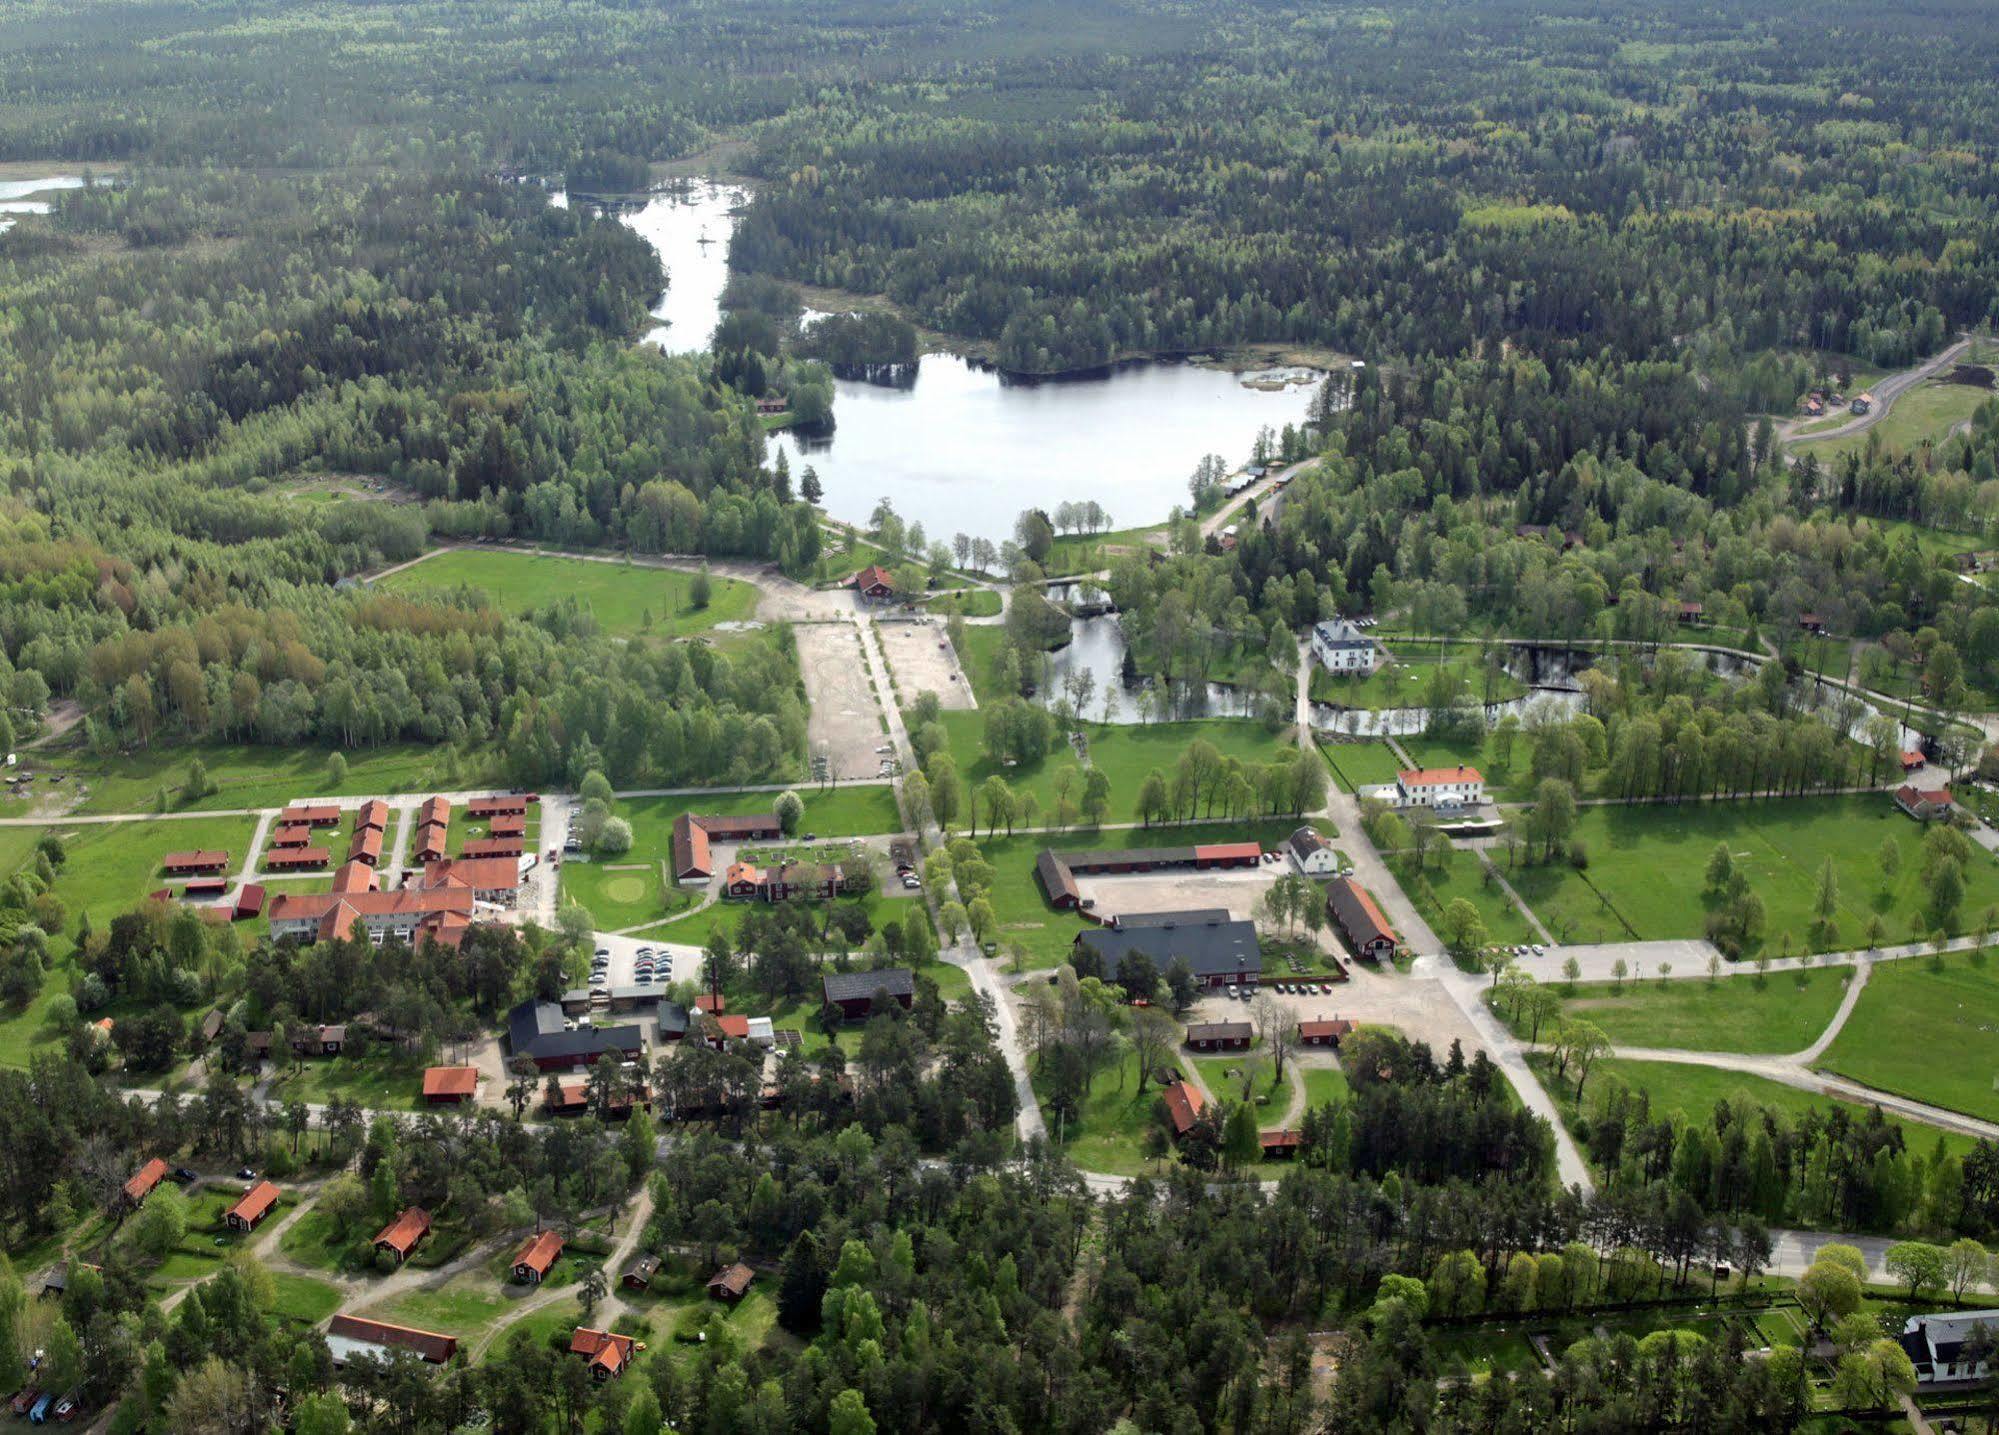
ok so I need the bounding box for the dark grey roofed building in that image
[1074,912,1261,987]
[1112,907,1231,928]
[505,999,643,1071]
[822,967,915,1017]
[656,1002,691,1041]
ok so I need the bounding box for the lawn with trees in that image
[377,547,759,637]
[1491,967,1853,1054]
[1817,952,1999,1122]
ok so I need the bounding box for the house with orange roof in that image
[512,1229,565,1284]
[422,1066,480,1104]
[1394,765,1484,809]
[122,1158,169,1208]
[569,1327,639,1380]
[372,1206,431,1263]
[225,1180,281,1232]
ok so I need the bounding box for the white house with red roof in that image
[1394,765,1484,808]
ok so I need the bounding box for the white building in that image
[1395,766,1485,809]
[1286,825,1340,876]
[1899,1310,1999,1384]
[1311,620,1380,675]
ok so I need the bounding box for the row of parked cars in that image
[1222,981,1339,999]
[10,1347,78,1422]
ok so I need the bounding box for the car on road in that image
[171,1166,199,1184]
[235,1167,256,1181]
[594,946,609,957]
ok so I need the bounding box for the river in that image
[591,179,1318,542]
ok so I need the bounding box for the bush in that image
[596,817,634,855]
[774,789,805,834]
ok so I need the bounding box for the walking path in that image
[1475,852,1555,945]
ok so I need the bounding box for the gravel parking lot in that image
[1076,865,1301,926]
[879,619,976,710]
[797,622,890,781]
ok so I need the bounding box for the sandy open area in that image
[878,619,976,710]
[797,622,890,780]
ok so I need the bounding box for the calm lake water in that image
[0,175,86,233]
[596,180,1317,542]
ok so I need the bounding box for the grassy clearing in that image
[0,815,259,1069]
[267,1049,435,1110]
[562,860,694,931]
[1298,1063,1349,1109]
[1393,848,1541,948]
[1032,1049,1174,1177]
[921,588,1002,619]
[1043,529,1163,577]
[1818,952,1999,1121]
[362,1274,520,1341]
[1500,796,1999,953]
[1565,1056,1979,1163]
[269,1271,343,1324]
[1796,380,1992,461]
[1309,647,1524,710]
[36,742,473,816]
[278,1206,366,1274]
[639,888,924,954]
[378,548,758,637]
[1492,967,1852,1053]
[923,711,1306,828]
[1317,739,1403,792]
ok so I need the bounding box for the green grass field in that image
[378,548,758,637]
[921,588,1002,619]
[0,815,259,1069]
[1817,953,1999,1121]
[1394,849,1541,948]
[1033,1050,1175,1177]
[1502,796,1999,953]
[922,711,1308,830]
[1796,377,1993,461]
[1309,647,1525,711]
[267,1049,436,1110]
[1318,739,1403,793]
[34,742,479,815]
[1571,1056,1979,1163]
[1298,1063,1349,1110]
[361,1274,521,1341]
[637,887,924,954]
[277,1206,366,1273]
[1493,967,1852,1054]
[269,1271,343,1325]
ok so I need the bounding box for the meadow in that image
[1817,952,1999,1122]
[1501,796,1999,953]
[377,547,758,637]
[1494,967,1853,1054]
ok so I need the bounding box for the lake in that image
[597,179,1317,543]
[0,175,87,233]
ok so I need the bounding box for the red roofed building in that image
[279,805,341,827]
[1161,1079,1206,1139]
[1326,877,1397,961]
[462,837,524,858]
[372,1207,430,1263]
[671,813,713,883]
[1394,766,1485,808]
[162,850,229,876]
[468,795,528,818]
[331,860,378,894]
[1192,841,1262,869]
[423,1066,479,1104]
[1260,1129,1303,1159]
[415,825,448,864]
[356,799,390,832]
[1895,786,1954,822]
[708,1013,751,1050]
[849,564,896,603]
[419,856,523,905]
[1901,749,1928,772]
[348,826,384,866]
[419,796,451,827]
[270,824,313,849]
[122,1158,169,1208]
[233,883,266,920]
[1298,1018,1355,1047]
[569,1327,638,1380]
[225,1180,281,1232]
[327,1314,457,1366]
[706,1262,755,1302]
[270,887,476,946]
[265,846,330,871]
[513,1229,565,1284]
[487,812,526,837]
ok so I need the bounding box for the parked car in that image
[12,1389,39,1417]
[594,947,609,957]
[1226,985,1238,1000]
[52,1395,75,1423]
[29,1391,53,1423]
[235,1167,256,1181]
[171,1167,199,1184]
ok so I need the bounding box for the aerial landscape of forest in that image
[1,0,1999,1429]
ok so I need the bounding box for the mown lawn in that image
[1298,1063,1348,1109]
[361,1274,520,1341]
[270,1271,343,1325]
[267,1049,436,1111]
[278,1206,366,1274]
[377,548,758,637]
[561,860,694,931]
[1818,953,1999,1121]
[1393,848,1540,948]
[1032,1050,1176,1178]
[1558,1056,1979,1163]
[1500,797,1999,954]
[1491,967,1852,1054]
[920,588,1002,619]
[921,710,1310,830]
[1317,739,1403,793]
[1308,646,1524,710]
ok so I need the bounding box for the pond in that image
[594,179,1319,543]
[0,175,87,233]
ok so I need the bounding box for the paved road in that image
[1777,336,1974,447]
